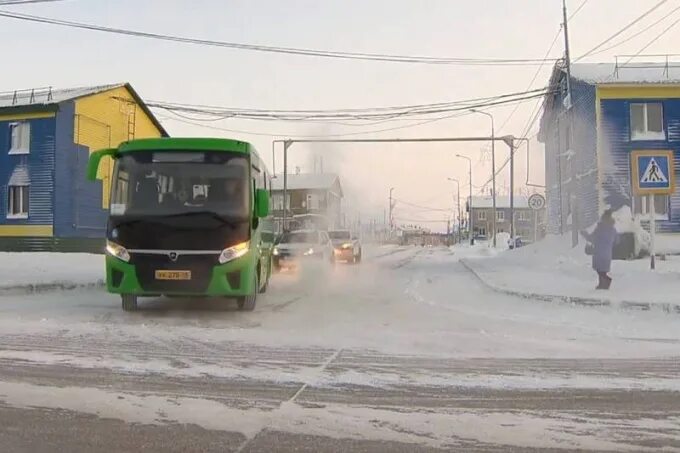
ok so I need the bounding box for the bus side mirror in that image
[255,189,269,218]
[87,148,117,181]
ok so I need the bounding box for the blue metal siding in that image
[0,117,55,225]
[601,98,680,233]
[541,78,598,232]
[53,101,107,238]
[572,80,599,228]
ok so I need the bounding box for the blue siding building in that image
[540,62,680,235]
[0,84,167,251]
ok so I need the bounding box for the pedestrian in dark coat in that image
[581,210,618,290]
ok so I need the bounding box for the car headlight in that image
[273,247,279,256]
[304,247,315,256]
[219,241,250,264]
[106,240,130,263]
[341,243,352,249]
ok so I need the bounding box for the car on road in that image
[328,230,362,263]
[273,229,335,271]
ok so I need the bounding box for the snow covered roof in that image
[570,63,680,85]
[0,83,124,109]
[470,196,530,209]
[271,173,342,195]
[0,83,169,136]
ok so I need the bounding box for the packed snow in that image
[0,252,104,290]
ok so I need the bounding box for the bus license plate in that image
[155,270,192,280]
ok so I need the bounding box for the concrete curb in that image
[460,259,680,315]
[0,280,105,296]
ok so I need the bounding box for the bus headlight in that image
[219,241,250,264]
[304,247,315,256]
[106,240,130,263]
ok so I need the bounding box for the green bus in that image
[87,137,273,312]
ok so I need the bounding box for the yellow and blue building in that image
[539,62,680,234]
[0,83,167,251]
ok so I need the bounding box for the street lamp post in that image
[456,154,473,245]
[470,109,496,248]
[388,187,395,235]
[447,177,461,245]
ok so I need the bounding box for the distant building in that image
[469,195,545,241]
[539,61,680,234]
[270,173,343,231]
[0,83,167,251]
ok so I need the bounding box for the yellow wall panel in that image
[74,86,163,207]
[597,85,680,100]
[0,225,53,237]
[0,112,55,121]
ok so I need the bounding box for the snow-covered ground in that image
[0,252,104,289]
[463,234,680,309]
[0,245,679,450]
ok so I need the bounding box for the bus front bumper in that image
[105,254,257,297]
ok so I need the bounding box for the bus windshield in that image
[110,151,250,219]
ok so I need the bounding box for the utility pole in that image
[562,0,578,247]
[510,140,515,240]
[472,109,496,247]
[389,187,395,235]
[282,140,291,232]
[456,154,473,245]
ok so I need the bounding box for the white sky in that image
[3,0,680,231]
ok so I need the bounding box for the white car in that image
[328,230,362,263]
[273,229,335,270]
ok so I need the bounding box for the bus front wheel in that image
[237,274,258,311]
[121,294,138,312]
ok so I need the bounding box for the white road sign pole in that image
[650,194,656,270]
[534,210,538,243]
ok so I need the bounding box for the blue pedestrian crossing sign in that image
[631,150,675,195]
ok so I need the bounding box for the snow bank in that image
[0,252,104,289]
[464,233,680,307]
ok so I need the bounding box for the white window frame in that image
[633,195,669,220]
[518,211,531,221]
[496,210,505,221]
[8,122,31,155]
[272,193,290,210]
[306,193,320,210]
[630,103,665,141]
[478,210,487,221]
[477,227,486,236]
[7,185,29,219]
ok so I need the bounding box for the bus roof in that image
[118,137,252,155]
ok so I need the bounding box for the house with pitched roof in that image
[270,172,343,231]
[539,62,680,235]
[0,83,167,250]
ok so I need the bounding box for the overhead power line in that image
[624,15,680,64]
[393,198,452,212]
[576,0,670,60]
[159,110,470,138]
[497,27,562,133]
[149,86,550,117]
[149,88,554,122]
[585,4,680,57]
[0,9,561,66]
[568,0,590,20]
[0,0,65,4]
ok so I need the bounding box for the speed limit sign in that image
[528,193,545,211]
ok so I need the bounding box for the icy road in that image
[0,246,679,452]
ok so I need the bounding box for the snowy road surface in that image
[0,246,679,452]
